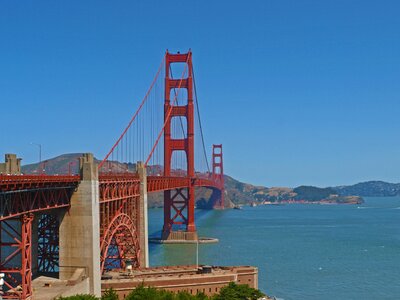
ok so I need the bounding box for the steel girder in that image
[0,175,78,221]
[37,214,59,273]
[0,175,79,192]
[147,176,220,192]
[0,214,33,299]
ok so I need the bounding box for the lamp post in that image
[30,142,42,174]
[41,160,47,175]
[196,239,199,269]
[68,161,76,175]
[125,259,133,275]
[30,142,42,165]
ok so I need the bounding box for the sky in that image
[1,1,400,187]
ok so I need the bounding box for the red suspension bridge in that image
[0,50,225,299]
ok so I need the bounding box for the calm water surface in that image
[148,197,400,300]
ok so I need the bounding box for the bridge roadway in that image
[0,173,220,221]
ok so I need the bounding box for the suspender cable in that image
[192,61,211,173]
[98,54,166,170]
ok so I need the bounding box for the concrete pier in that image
[0,153,21,174]
[58,153,101,296]
[137,162,149,268]
[161,230,198,241]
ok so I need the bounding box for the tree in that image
[125,285,174,300]
[212,282,264,300]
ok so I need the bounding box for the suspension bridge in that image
[0,50,225,299]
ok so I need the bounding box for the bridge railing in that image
[0,174,80,191]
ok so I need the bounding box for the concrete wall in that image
[59,153,101,296]
[60,278,90,297]
[234,266,259,289]
[101,266,259,299]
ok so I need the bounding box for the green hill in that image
[334,181,400,197]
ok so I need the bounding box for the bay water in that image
[149,197,400,299]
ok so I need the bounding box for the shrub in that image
[59,282,265,300]
[175,291,198,300]
[102,288,119,300]
[57,295,98,300]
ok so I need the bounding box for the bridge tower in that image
[162,50,197,241]
[212,144,225,209]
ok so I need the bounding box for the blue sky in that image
[1,1,400,187]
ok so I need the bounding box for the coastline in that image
[246,197,363,207]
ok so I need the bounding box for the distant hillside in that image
[22,153,82,175]
[223,175,269,205]
[224,181,362,205]
[294,186,336,201]
[333,181,400,197]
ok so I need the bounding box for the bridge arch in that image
[100,213,140,274]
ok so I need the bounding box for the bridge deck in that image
[0,174,80,191]
[0,174,221,221]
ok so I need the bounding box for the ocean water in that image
[148,197,400,300]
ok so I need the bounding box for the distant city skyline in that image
[1,1,399,187]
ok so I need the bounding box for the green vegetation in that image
[58,283,264,300]
[214,282,265,300]
[57,295,99,300]
[334,180,400,197]
[123,285,200,300]
[101,288,119,300]
[293,186,336,201]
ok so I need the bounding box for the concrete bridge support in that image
[59,153,101,296]
[0,153,21,174]
[137,162,149,267]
